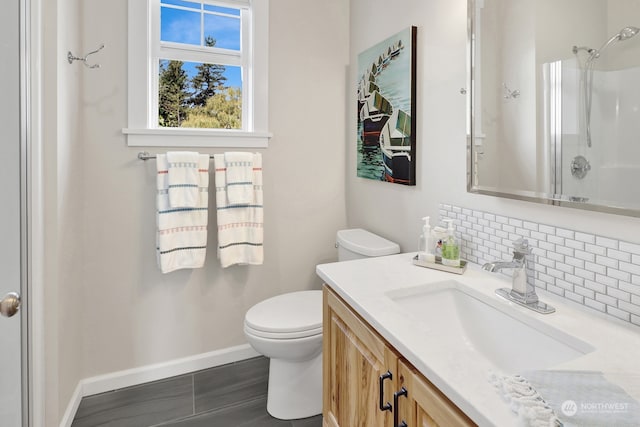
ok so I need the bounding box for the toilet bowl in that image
[244,229,400,420]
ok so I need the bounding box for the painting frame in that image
[356,26,417,186]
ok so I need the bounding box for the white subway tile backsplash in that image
[539,241,555,252]
[584,243,607,256]
[565,291,584,304]
[585,262,607,275]
[539,224,556,235]
[565,257,584,269]
[575,232,596,244]
[555,245,574,257]
[556,263,574,275]
[619,241,640,255]
[607,248,631,262]
[556,228,575,239]
[585,280,607,294]
[596,293,618,306]
[548,235,565,245]
[556,279,574,291]
[547,252,564,262]
[608,268,631,282]
[565,273,584,286]
[595,255,618,269]
[547,267,565,279]
[619,281,640,297]
[574,286,595,299]
[608,288,631,303]
[574,251,596,263]
[565,239,585,251]
[607,306,630,322]
[508,218,523,228]
[620,261,640,276]
[596,236,618,249]
[502,224,516,234]
[585,297,606,312]
[440,203,640,328]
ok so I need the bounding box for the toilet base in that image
[266,351,322,420]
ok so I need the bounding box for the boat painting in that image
[356,26,416,186]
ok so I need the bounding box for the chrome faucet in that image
[483,239,555,314]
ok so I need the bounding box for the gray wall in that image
[43,0,349,423]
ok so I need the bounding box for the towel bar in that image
[137,151,215,161]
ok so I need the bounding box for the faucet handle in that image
[512,238,531,255]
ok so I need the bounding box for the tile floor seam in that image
[148,395,270,427]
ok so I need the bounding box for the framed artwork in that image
[357,26,417,186]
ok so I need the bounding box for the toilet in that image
[243,229,400,420]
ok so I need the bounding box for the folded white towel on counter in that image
[489,371,561,427]
[214,153,263,268]
[224,152,255,205]
[490,370,640,427]
[166,151,204,208]
[156,153,210,273]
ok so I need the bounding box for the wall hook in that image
[503,83,520,99]
[67,44,105,69]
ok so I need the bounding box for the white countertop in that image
[316,253,640,426]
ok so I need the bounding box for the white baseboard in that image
[58,383,83,427]
[59,344,260,427]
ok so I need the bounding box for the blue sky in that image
[161,1,242,88]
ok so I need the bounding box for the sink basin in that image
[386,280,594,373]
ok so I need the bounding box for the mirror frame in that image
[466,0,640,218]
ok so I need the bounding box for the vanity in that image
[317,253,640,426]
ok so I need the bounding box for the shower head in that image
[618,26,640,41]
[592,26,640,59]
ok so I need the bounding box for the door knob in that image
[0,292,21,317]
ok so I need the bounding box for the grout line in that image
[192,373,196,416]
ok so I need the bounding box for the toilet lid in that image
[245,291,322,337]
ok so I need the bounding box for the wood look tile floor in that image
[71,357,322,427]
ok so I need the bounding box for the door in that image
[0,0,26,425]
[323,287,396,427]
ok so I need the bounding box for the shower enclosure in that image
[547,25,640,205]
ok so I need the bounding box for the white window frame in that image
[124,0,270,148]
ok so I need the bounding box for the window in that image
[125,0,270,148]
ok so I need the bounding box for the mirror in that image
[468,0,640,216]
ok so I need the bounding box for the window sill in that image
[123,128,272,148]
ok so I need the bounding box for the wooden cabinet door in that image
[397,360,475,427]
[323,287,397,427]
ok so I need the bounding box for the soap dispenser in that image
[441,219,460,267]
[418,217,435,263]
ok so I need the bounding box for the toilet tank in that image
[336,229,400,261]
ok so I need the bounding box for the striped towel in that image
[224,152,255,205]
[214,153,263,268]
[156,153,210,273]
[167,151,202,208]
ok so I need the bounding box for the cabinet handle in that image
[378,371,393,412]
[393,387,408,427]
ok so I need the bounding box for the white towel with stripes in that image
[166,151,202,208]
[214,153,263,268]
[156,153,210,273]
[224,152,255,205]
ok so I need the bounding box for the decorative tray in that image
[412,254,467,275]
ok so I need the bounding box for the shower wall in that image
[560,64,640,205]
